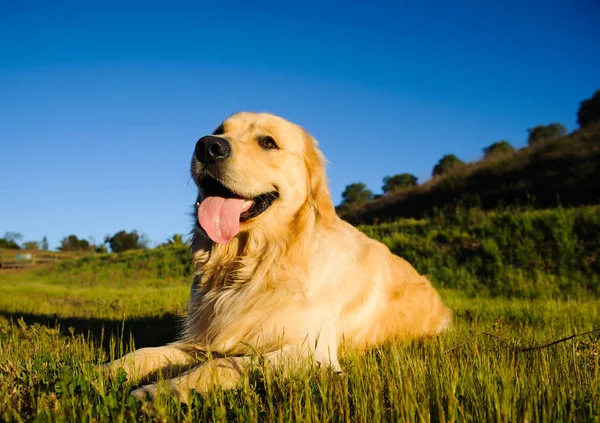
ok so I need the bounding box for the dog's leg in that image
[103,344,198,381]
[131,356,250,403]
[296,315,343,373]
[310,326,343,373]
[130,348,300,403]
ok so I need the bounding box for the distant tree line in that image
[104,230,149,253]
[338,88,600,207]
[0,230,153,253]
[0,232,49,251]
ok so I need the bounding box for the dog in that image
[105,112,451,403]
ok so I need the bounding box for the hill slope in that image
[338,123,600,224]
[360,205,600,298]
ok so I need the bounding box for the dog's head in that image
[191,112,335,244]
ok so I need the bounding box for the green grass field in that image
[1,208,599,422]
[1,286,598,422]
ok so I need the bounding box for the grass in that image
[0,289,599,422]
[360,205,600,298]
[0,244,192,319]
[0,209,599,421]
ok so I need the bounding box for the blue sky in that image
[1,1,598,250]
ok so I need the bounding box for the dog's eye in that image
[212,124,225,135]
[258,136,278,150]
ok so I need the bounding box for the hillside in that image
[360,205,600,298]
[1,205,597,300]
[338,123,600,224]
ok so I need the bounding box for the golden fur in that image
[105,112,451,403]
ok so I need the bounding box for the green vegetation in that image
[5,206,598,306]
[0,206,599,421]
[338,89,600,223]
[338,123,600,224]
[0,232,23,250]
[482,140,514,160]
[360,205,599,298]
[44,244,193,286]
[104,230,150,253]
[432,154,465,177]
[527,123,567,146]
[577,89,600,128]
[340,182,373,205]
[382,173,418,193]
[0,245,192,320]
[1,290,598,422]
[58,234,108,253]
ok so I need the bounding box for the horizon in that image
[1,1,599,250]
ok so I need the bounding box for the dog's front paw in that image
[99,362,130,382]
[126,384,156,416]
[131,383,158,401]
[131,381,192,405]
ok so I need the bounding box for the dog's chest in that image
[188,278,305,352]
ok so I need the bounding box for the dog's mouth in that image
[196,176,279,244]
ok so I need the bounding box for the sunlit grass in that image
[0,275,189,319]
[0,283,599,422]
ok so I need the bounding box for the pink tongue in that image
[198,197,245,244]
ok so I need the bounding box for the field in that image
[1,207,599,422]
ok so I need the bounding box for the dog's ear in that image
[303,132,336,222]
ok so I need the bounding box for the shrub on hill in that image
[382,173,418,193]
[432,154,464,177]
[577,89,600,128]
[527,123,567,146]
[341,183,373,205]
[482,140,514,159]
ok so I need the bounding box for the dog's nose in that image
[195,136,231,163]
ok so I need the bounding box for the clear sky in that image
[1,1,598,250]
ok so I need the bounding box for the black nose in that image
[195,136,231,164]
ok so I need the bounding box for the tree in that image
[59,235,91,252]
[341,183,373,205]
[382,173,418,193]
[527,123,567,146]
[95,244,108,254]
[482,140,515,160]
[105,230,147,253]
[23,241,39,250]
[432,154,464,177]
[163,234,185,247]
[0,232,22,249]
[40,236,49,251]
[0,238,20,249]
[577,89,600,128]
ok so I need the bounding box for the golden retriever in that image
[105,112,451,403]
